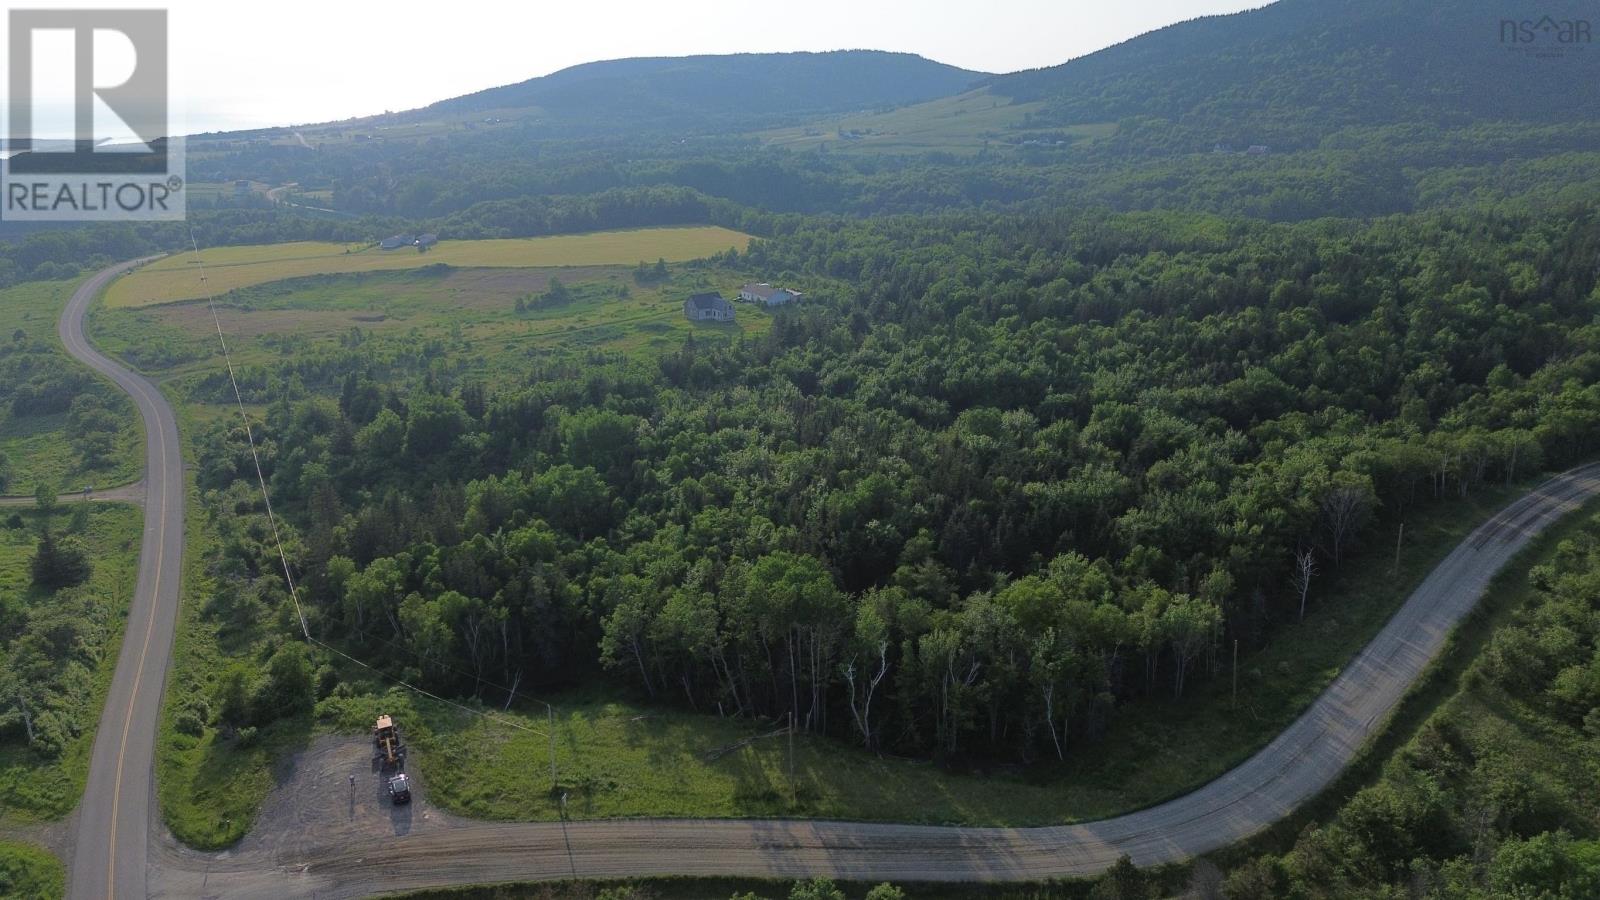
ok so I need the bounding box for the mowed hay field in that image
[104,226,752,307]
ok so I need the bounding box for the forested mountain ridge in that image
[415,50,986,131]
[989,0,1600,151]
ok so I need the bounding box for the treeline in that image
[188,205,1600,765]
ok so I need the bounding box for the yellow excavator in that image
[372,714,407,769]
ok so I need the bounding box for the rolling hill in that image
[990,0,1600,148]
[418,50,987,131]
[768,0,1600,155]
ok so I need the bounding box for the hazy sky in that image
[7,0,1267,136]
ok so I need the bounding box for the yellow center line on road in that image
[98,314,171,899]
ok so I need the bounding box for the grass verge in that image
[154,477,315,850]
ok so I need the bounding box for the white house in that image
[739,282,804,306]
[684,292,736,322]
[739,282,777,303]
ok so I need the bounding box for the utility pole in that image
[1393,521,1405,576]
[548,705,558,791]
[1231,640,1238,709]
[787,710,796,805]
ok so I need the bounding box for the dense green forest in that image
[6,0,1600,889]
[994,0,1600,150]
[179,205,1600,767]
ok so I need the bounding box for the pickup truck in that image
[387,773,412,805]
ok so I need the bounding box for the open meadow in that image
[91,263,776,387]
[104,226,753,307]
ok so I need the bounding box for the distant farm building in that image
[1246,145,1270,156]
[684,292,736,322]
[233,180,251,196]
[379,234,415,251]
[739,282,804,306]
[415,233,439,249]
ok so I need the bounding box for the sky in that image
[4,0,1268,137]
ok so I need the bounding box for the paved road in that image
[62,257,1600,897]
[59,258,184,900]
[143,463,1600,898]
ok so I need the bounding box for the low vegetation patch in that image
[0,841,64,900]
[155,481,320,850]
[0,280,141,495]
[0,504,141,822]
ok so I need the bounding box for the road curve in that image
[60,258,184,900]
[63,258,1600,896]
[140,463,1600,898]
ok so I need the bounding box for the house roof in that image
[741,282,777,298]
[686,292,732,311]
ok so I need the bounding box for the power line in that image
[185,227,550,740]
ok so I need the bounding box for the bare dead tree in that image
[1294,547,1317,620]
[1320,483,1371,563]
[843,640,889,750]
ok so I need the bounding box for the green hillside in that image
[991,0,1600,150]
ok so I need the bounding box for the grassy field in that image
[0,840,64,900]
[0,280,142,494]
[758,89,1110,154]
[0,504,142,822]
[327,480,1535,828]
[91,265,775,385]
[105,227,754,307]
[0,412,142,495]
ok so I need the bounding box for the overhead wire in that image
[185,226,550,738]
